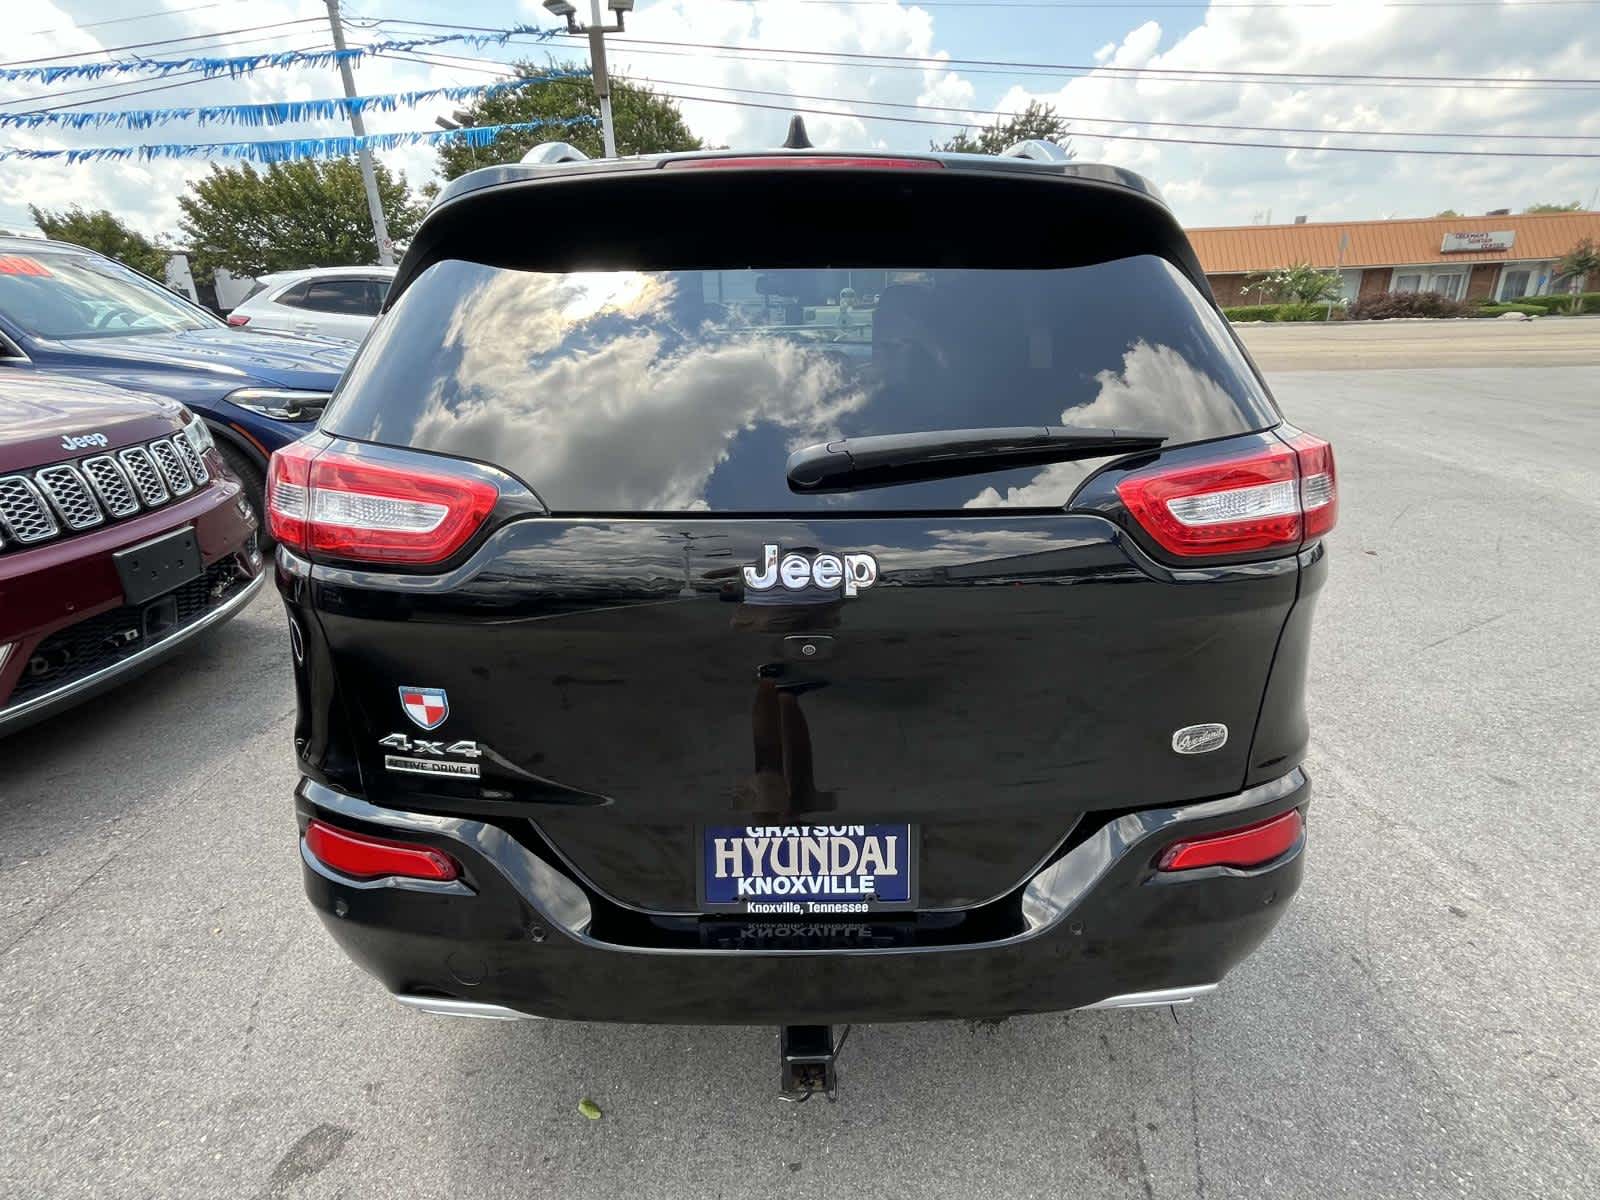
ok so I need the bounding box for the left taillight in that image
[304,819,459,882]
[226,313,250,327]
[1115,428,1337,559]
[266,443,498,566]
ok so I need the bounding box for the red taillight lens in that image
[1157,809,1303,872]
[265,439,316,549]
[304,819,459,882]
[664,155,942,171]
[1115,430,1338,559]
[227,313,250,327]
[266,444,498,565]
[1287,430,1337,539]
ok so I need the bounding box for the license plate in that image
[114,527,202,607]
[700,824,916,915]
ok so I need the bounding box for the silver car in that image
[226,266,395,342]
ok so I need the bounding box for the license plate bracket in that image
[700,823,917,914]
[114,527,203,607]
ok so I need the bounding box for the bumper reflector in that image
[304,819,459,882]
[1157,808,1303,872]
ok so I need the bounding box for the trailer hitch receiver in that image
[777,1024,850,1102]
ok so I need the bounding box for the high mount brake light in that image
[1115,430,1337,558]
[304,820,459,882]
[266,444,498,566]
[664,156,943,171]
[1158,809,1303,872]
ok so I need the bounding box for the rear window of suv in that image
[322,253,1278,512]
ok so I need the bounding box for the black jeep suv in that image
[270,145,1333,1094]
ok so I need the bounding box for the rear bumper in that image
[296,767,1309,1025]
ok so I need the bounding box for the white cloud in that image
[2,0,1595,241]
[997,3,1600,224]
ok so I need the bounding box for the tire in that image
[217,439,273,553]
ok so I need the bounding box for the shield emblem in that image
[399,686,449,731]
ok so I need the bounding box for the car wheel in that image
[217,439,273,552]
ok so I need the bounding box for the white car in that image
[226,266,395,341]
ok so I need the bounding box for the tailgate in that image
[314,514,1294,912]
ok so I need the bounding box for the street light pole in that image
[545,0,632,159]
[324,0,393,265]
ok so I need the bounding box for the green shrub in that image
[1223,304,1279,322]
[1473,303,1544,317]
[1275,301,1330,321]
[1506,291,1600,314]
[1223,301,1343,322]
[1350,291,1472,320]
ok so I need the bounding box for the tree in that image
[176,159,424,278]
[1524,200,1583,213]
[29,205,170,276]
[1245,262,1343,305]
[1555,237,1600,303]
[932,100,1073,157]
[1434,209,1462,218]
[436,61,700,180]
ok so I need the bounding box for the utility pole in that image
[545,0,632,159]
[324,0,393,265]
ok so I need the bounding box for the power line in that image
[19,1,248,40]
[716,0,1600,6]
[377,51,1600,157]
[610,72,1600,142]
[367,18,1600,89]
[0,17,328,69]
[607,33,1600,88]
[387,45,1600,142]
[0,38,337,111]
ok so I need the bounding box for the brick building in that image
[1188,211,1600,307]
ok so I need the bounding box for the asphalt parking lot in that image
[4,354,1598,1197]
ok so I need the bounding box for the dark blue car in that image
[0,235,355,545]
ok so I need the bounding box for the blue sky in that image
[2,1,1595,236]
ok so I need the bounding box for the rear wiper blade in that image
[786,426,1167,494]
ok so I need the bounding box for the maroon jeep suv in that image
[1,372,263,735]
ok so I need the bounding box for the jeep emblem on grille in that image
[743,545,879,598]
[61,432,109,451]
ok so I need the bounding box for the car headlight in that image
[225,388,331,420]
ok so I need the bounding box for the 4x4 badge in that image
[399,686,449,730]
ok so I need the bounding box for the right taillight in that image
[267,442,498,566]
[1286,429,1337,539]
[1115,429,1337,559]
[1158,809,1304,872]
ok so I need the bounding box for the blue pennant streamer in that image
[0,116,597,164]
[0,25,556,84]
[0,71,591,131]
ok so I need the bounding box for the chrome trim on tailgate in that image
[0,570,263,736]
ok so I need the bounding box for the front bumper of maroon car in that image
[0,479,263,736]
